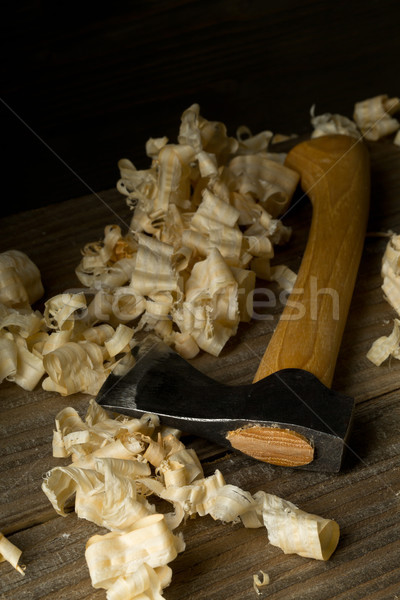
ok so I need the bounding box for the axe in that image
[97,134,370,472]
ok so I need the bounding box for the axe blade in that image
[97,337,354,472]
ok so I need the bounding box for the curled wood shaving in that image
[229,154,299,218]
[0,302,46,390]
[0,303,43,338]
[0,332,17,383]
[253,570,270,595]
[0,532,25,575]
[42,341,110,396]
[236,126,273,154]
[353,94,400,141]
[7,335,45,390]
[85,514,183,591]
[0,250,44,308]
[252,491,339,560]
[381,233,400,313]
[270,264,297,293]
[173,247,240,355]
[44,293,87,331]
[310,105,361,140]
[42,400,340,599]
[367,318,400,366]
[368,232,400,365]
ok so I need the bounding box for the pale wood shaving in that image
[368,233,400,365]
[0,332,17,383]
[253,570,270,595]
[269,264,297,293]
[44,292,87,331]
[228,154,299,217]
[8,335,46,390]
[0,532,25,575]
[353,94,400,141]
[0,250,44,308]
[310,105,361,140]
[367,319,400,366]
[236,125,273,154]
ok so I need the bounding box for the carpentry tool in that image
[97,134,370,472]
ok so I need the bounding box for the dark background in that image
[1,0,399,216]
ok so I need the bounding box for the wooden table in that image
[1,140,399,599]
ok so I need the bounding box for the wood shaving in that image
[253,570,270,595]
[367,318,400,366]
[41,400,340,598]
[0,300,46,390]
[310,105,361,140]
[368,233,400,365]
[0,250,44,309]
[354,95,400,141]
[0,532,25,575]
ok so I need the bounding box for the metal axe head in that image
[96,336,354,472]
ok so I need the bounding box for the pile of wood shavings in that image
[0,104,300,397]
[74,103,298,359]
[1,96,400,397]
[39,400,339,598]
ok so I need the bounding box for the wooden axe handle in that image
[253,135,370,388]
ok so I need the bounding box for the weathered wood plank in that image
[0,382,91,534]
[1,515,104,600]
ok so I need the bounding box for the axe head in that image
[96,337,354,472]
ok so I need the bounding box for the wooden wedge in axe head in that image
[97,134,370,472]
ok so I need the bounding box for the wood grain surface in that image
[1,139,400,599]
